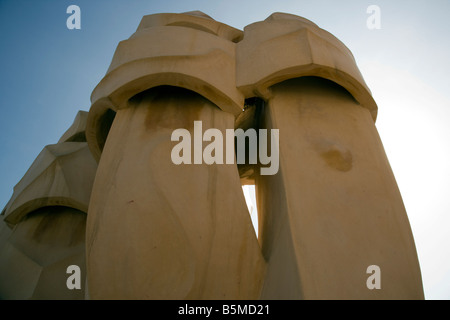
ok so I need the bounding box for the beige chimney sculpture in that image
[0,11,424,300]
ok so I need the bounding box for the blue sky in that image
[1,0,450,299]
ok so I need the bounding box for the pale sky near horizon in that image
[1,0,449,299]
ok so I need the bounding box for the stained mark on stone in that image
[313,139,353,172]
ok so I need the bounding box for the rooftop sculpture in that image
[0,11,424,300]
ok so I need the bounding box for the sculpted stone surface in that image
[87,11,244,161]
[0,207,86,299]
[255,77,423,299]
[2,142,96,227]
[0,111,95,299]
[0,11,424,300]
[236,12,378,120]
[86,87,265,299]
[58,110,88,143]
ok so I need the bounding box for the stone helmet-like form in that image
[0,11,423,300]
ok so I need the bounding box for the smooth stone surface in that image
[256,77,423,299]
[86,87,265,299]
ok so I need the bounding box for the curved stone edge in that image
[58,110,88,143]
[236,12,378,121]
[3,197,88,227]
[240,63,378,121]
[92,27,243,112]
[87,24,245,161]
[136,12,243,42]
[85,97,115,162]
[2,142,97,227]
